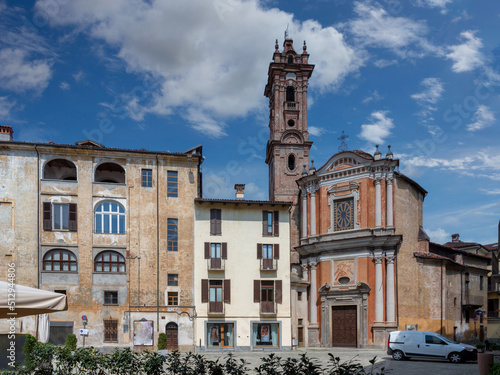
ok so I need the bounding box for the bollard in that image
[477,353,494,375]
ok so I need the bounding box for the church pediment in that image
[315,151,373,178]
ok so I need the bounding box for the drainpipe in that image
[440,259,443,335]
[35,145,40,340]
[156,154,160,332]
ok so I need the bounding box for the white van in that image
[387,330,477,363]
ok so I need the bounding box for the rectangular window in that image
[254,280,282,314]
[168,292,178,306]
[262,210,279,236]
[207,323,234,348]
[205,242,227,269]
[104,291,118,305]
[141,169,153,187]
[465,273,470,297]
[43,202,77,231]
[167,218,178,251]
[333,197,354,231]
[257,244,279,270]
[167,171,178,197]
[210,209,222,235]
[168,274,178,286]
[202,279,230,313]
[209,280,223,313]
[104,319,118,342]
[252,323,279,348]
[297,292,302,301]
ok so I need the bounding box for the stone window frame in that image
[327,183,360,233]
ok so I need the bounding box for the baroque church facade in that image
[265,37,488,348]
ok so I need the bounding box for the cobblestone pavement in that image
[201,348,480,375]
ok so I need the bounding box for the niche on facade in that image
[94,162,125,183]
[43,159,77,180]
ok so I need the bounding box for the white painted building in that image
[193,187,292,351]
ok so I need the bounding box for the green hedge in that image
[5,339,387,375]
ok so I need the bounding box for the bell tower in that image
[265,37,314,203]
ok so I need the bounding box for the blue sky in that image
[1,0,499,244]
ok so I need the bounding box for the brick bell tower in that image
[265,36,314,262]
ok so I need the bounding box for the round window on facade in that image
[338,276,350,285]
[288,154,296,171]
[288,119,295,127]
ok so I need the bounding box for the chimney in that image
[234,184,245,200]
[0,125,13,141]
[451,233,460,243]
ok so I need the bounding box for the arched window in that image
[288,154,296,171]
[43,249,78,272]
[94,251,126,272]
[95,201,125,234]
[94,162,125,183]
[286,86,295,102]
[43,159,77,180]
[287,55,294,64]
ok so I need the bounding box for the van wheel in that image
[448,352,462,363]
[392,350,405,361]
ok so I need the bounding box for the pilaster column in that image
[375,177,382,227]
[386,177,393,227]
[374,255,384,323]
[386,255,396,323]
[309,262,318,324]
[310,187,317,236]
[301,188,308,238]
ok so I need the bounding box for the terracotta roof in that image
[443,240,479,248]
[430,242,491,260]
[195,198,292,206]
[414,252,449,261]
[485,243,499,252]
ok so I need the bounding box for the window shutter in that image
[254,280,261,302]
[204,243,210,259]
[273,244,280,259]
[210,210,216,235]
[275,280,282,303]
[223,279,231,302]
[43,202,52,231]
[273,211,279,236]
[216,209,221,235]
[201,279,208,303]
[262,211,267,235]
[257,243,262,259]
[69,203,77,232]
[222,243,227,259]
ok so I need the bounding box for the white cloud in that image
[347,2,432,58]
[446,31,484,73]
[358,111,394,144]
[308,126,325,136]
[467,105,495,131]
[411,77,443,106]
[416,0,453,9]
[59,81,70,90]
[424,228,450,244]
[373,59,398,68]
[185,108,227,138]
[0,96,15,118]
[362,90,382,104]
[480,188,500,195]
[73,71,85,82]
[35,0,363,137]
[0,48,52,93]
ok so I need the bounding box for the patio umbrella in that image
[0,282,67,318]
[38,314,50,343]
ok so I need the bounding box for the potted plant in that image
[476,343,486,353]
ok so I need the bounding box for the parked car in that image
[387,330,477,363]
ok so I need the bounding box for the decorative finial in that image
[302,164,308,175]
[303,40,307,52]
[374,144,381,160]
[309,160,316,174]
[275,39,279,51]
[386,145,393,160]
[338,130,349,152]
[284,24,289,40]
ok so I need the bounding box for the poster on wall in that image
[209,325,220,346]
[133,320,154,346]
[405,324,418,331]
[260,324,270,343]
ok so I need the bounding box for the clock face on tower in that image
[334,198,354,231]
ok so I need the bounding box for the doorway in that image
[332,306,357,347]
[166,322,178,351]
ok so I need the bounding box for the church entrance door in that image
[332,306,357,347]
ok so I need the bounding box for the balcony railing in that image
[208,301,224,315]
[260,301,276,315]
[284,102,299,110]
[260,258,278,271]
[207,258,225,271]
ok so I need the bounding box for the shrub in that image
[64,334,77,351]
[158,332,167,350]
[22,333,37,365]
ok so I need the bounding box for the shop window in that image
[252,323,279,348]
[207,323,234,348]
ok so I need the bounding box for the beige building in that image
[193,188,292,351]
[0,125,202,351]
